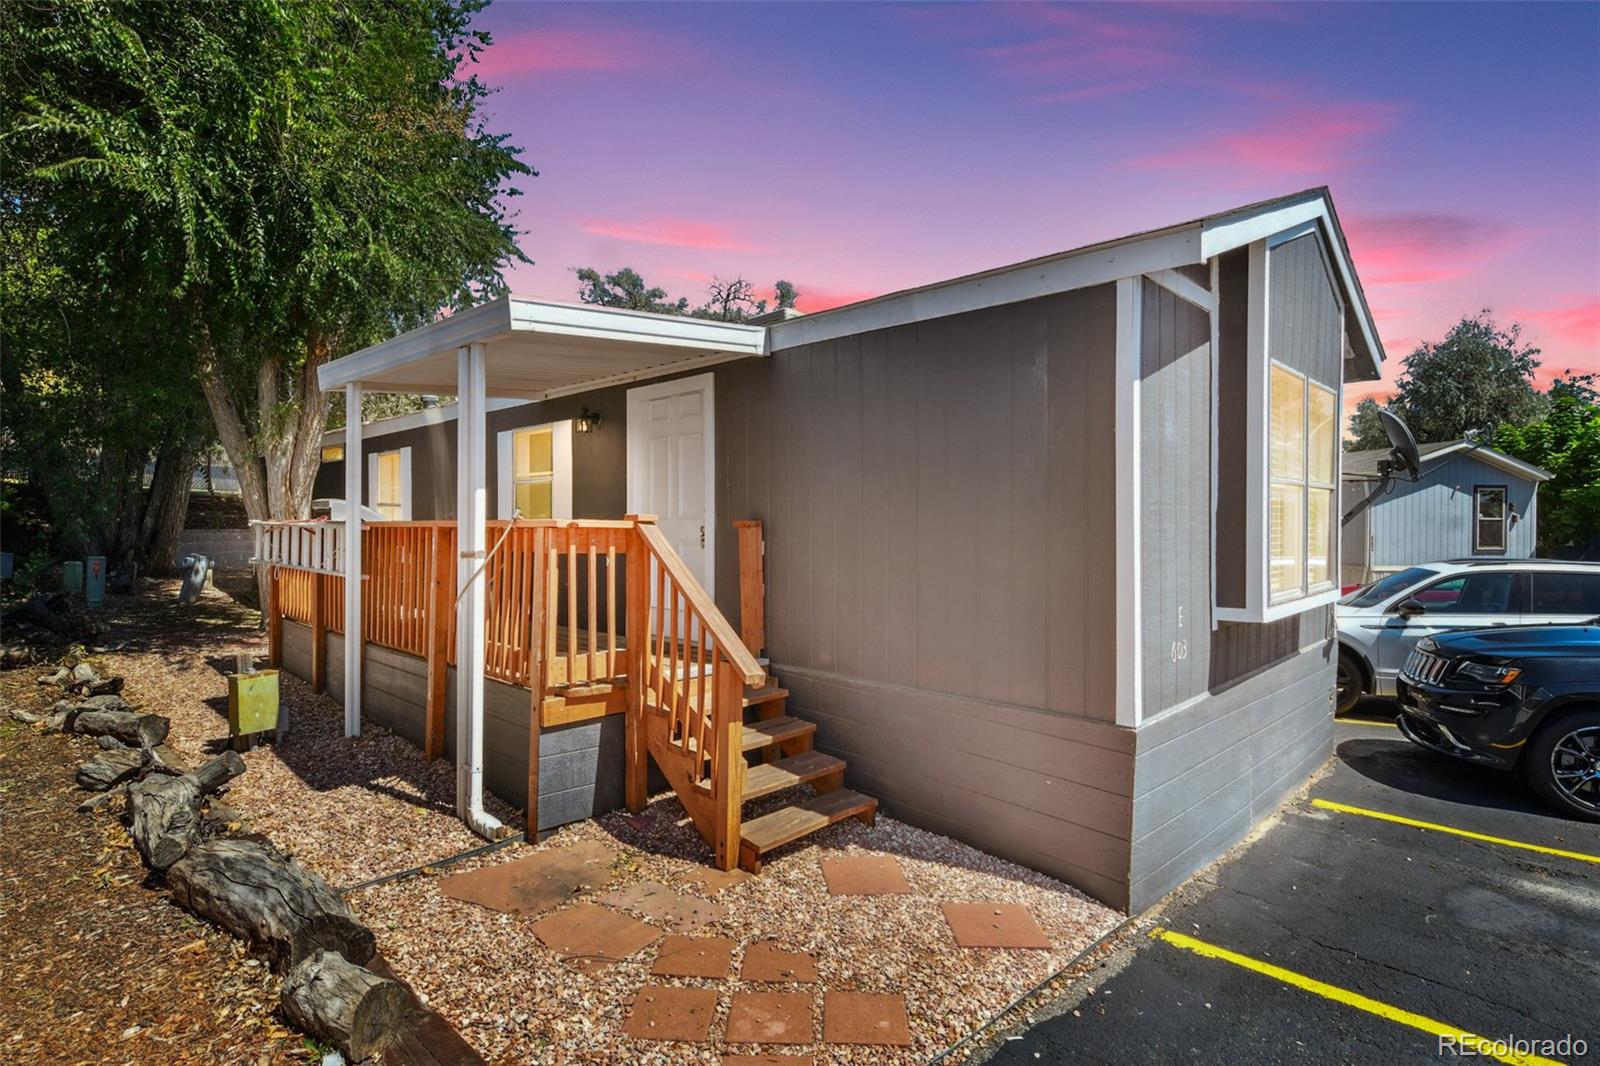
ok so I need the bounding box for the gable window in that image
[1474,486,1507,553]
[1268,363,1337,602]
[496,420,573,521]
[366,447,412,520]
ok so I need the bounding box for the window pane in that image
[1270,365,1305,479]
[515,428,553,478]
[1307,487,1331,586]
[1451,573,1515,615]
[1269,483,1304,597]
[1476,488,1505,520]
[1530,573,1600,614]
[376,502,403,521]
[377,452,402,507]
[321,445,344,462]
[1416,577,1464,609]
[1309,385,1336,485]
[515,479,552,519]
[1476,519,1506,551]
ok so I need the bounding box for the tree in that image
[1345,398,1390,451]
[9,0,531,599]
[1348,311,1544,446]
[1493,375,1600,556]
[774,280,798,311]
[574,267,688,315]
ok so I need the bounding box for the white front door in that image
[627,373,714,598]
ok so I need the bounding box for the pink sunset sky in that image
[465,1,1600,422]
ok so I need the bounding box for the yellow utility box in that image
[228,669,281,737]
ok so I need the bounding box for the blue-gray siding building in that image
[1340,440,1551,586]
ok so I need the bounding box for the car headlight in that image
[1453,661,1521,686]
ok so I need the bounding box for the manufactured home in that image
[256,187,1385,912]
[1340,439,1550,587]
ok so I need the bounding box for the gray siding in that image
[280,620,622,831]
[1268,233,1343,389]
[717,287,1135,908]
[1140,280,1213,715]
[1364,454,1539,568]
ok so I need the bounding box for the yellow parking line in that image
[1151,928,1566,1066]
[1311,799,1600,865]
[1337,717,1397,728]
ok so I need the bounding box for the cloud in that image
[462,26,677,82]
[580,218,762,252]
[1512,300,1600,355]
[1343,213,1521,286]
[1129,103,1399,176]
[792,284,881,312]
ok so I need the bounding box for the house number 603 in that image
[1170,640,1188,662]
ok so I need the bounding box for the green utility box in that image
[228,669,281,738]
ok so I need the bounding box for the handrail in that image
[634,522,765,685]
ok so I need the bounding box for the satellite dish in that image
[1378,408,1421,480]
[1342,408,1422,527]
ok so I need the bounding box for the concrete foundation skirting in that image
[279,619,624,832]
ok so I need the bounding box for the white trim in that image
[769,228,1201,352]
[366,446,413,521]
[1208,254,1221,632]
[1114,276,1143,729]
[1145,268,1217,313]
[322,397,523,446]
[1199,191,1384,379]
[1473,485,1509,554]
[496,420,573,520]
[454,342,500,837]
[538,349,756,401]
[1420,442,1552,483]
[342,382,363,738]
[626,372,717,601]
[1217,587,1339,625]
[1244,240,1269,615]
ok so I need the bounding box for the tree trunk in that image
[126,751,246,870]
[71,708,170,748]
[141,442,198,575]
[166,838,376,970]
[280,950,409,1061]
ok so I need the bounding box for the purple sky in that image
[467,1,1600,414]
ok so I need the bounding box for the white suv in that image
[1335,560,1600,713]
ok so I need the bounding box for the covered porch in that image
[253,297,871,872]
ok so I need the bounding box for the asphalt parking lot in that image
[984,700,1600,1065]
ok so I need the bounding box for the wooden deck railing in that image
[259,515,765,865]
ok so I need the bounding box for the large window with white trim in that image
[1268,363,1336,602]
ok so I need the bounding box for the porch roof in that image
[317,297,768,400]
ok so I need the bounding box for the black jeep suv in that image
[1395,620,1600,822]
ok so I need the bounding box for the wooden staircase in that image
[624,520,876,873]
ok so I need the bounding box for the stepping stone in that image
[725,991,815,1045]
[722,1057,815,1065]
[597,881,728,932]
[623,985,718,1043]
[437,839,616,916]
[678,866,751,895]
[940,902,1052,949]
[822,991,912,1046]
[530,903,662,973]
[740,941,818,983]
[820,855,911,896]
[651,934,736,979]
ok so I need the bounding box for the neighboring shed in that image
[1339,440,1551,586]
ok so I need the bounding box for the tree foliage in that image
[1346,311,1544,449]
[574,267,800,323]
[1493,376,1600,556]
[6,0,531,571]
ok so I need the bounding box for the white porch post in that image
[455,342,499,835]
[343,381,363,737]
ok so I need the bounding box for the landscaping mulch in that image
[0,687,299,1065]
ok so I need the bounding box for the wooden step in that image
[738,788,878,872]
[743,685,788,709]
[741,751,844,801]
[741,715,815,753]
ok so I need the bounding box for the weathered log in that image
[145,744,189,776]
[86,676,125,696]
[167,839,375,970]
[96,734,128,750]
[76,748,149,792]
[76,693,133,715]
[66,663,99,692]
[77,785,128,814]
[36,666,71,687]
[127,751,246,870]
[280,950,409,1061]
[9,707,43,724]
[72,708,168,748]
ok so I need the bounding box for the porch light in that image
[575,405,602,433]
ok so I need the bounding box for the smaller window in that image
[1474,486,1507,553]
[512,427,555,519]
[1529,572,1600,615]
[321,445,345,462]
[372,450,406,520]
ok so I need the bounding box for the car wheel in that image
[1336,651,1364,716]
[1522,709,1600,823]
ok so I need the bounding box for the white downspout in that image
[455,342,506,839]
[343,381,363,738]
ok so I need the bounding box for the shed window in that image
[512,427,554,519]
[1268,364,1337,601]
[1474,486,1507,553]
